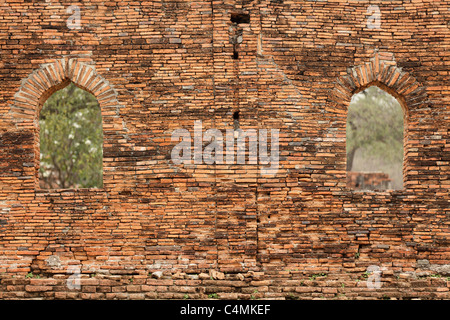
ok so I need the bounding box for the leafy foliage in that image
[39,83,103,189]
[347,86,404,188]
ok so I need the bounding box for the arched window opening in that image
[346,86,404,191]
[39,82,103,189]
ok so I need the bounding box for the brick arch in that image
[329,51,428,115]
[11,58,123,127]
[329,52,429,191]
[9,57,127,189]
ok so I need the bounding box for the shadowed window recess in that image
[346,86,404,191]
[39,83,103,189]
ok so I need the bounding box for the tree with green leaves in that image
[347,86,404,188]
[39,83,103,189]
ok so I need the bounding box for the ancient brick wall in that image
[0,0,449,299]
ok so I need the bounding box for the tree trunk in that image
[347,147,357,171]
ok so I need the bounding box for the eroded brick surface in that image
[0,0,449,299]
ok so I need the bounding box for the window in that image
[39,82,103,189]
[346,86,404,191]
